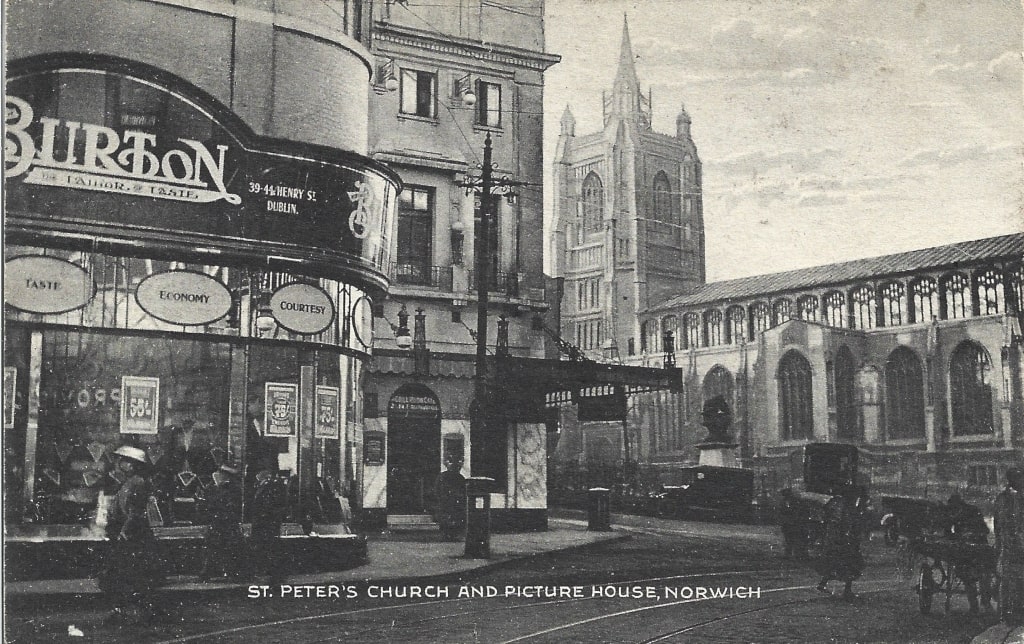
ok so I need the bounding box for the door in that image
[387,384,441,514]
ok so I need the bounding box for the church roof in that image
[649,232,1024,311]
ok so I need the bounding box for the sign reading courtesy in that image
[135,271,232,326]
[269,283,335,335]
[4,255,94,314]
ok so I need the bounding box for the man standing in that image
[199,462,243,581]
[995,467,1024,625]
[435,458,467,541]
[250,469,288,587]
[778,488,808,560]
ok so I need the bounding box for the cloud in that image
[898,142,1021,168]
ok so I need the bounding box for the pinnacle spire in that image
[614,13,641,96]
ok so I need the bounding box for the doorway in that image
[387,383,441,514]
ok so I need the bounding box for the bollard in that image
[464,476,495,558]
[588,487,611,531]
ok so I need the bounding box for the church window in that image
[749,301,770,337]
[580,173,604,238]
[885,347,925,440]
[778,350,813,441]
[910,277,938,323]
[850,285,876,329]
[682,312,701,349]
[726,306,745,344]
[950,341,993,436]
[880,282,906,327]
[797,295,818,322]
[834,346,858,441]
[703,365,733,408]
[941,273,971,319]
[661,315,679,346]
[653,171,674,224]
[772,299,792,325]
[823,291,846,328]
[976,269,1004,315]
[703,310,723,347]
[400,69,437,118]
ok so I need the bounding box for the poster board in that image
[120,376,160,434]
[315,385,341,439]
[264,382,299,437]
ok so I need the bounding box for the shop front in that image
[3,56,398,579]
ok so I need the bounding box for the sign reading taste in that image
[4,255,94,314]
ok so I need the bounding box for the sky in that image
[542,0,1023,282]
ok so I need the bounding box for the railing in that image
[569,244,603,269]
[389,262,454,290]
[467,269,519,297]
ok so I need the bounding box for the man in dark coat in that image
[945,493,994,613]
[435,458,466,541]
[199,463,244,581]
[778,488,808,560]
[995,467,1024,625]
[250,469,287,586]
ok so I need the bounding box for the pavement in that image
[971,622,1024,644]
[5,517,628,599]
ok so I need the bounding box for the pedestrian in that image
[199,462,244,581]
[995,467,1024,625]
[778,488,808,560]
[435,457,466,541]
[250,469,287,587]
[97,446,167,625]
[945,493,994,614]
[814,490,865,601]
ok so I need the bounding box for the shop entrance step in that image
[387,514,439,531]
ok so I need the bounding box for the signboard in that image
[120,376,160,434]
[264,382,298,437]
[4,367,17,429]
[269,283,335,335]
[4,255,94,314]
[388,384,441,420]
[363,430,386,466]
[135,270,232,326]
[315,385,340,439]
[5,63,399,285]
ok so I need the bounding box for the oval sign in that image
[135,271,232,326]
[4,255,94,314]
[270,282,335,335]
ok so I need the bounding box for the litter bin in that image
[465,476,494,558]
[588,487,611,531]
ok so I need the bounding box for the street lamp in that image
[393,304,412,349]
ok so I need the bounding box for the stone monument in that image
[697,395,739,468]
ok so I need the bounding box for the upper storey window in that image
[580,173,604,238]
[400,69,437,119]
[475,81,501,128]
[941,272,971,320]
[652,171,675,224]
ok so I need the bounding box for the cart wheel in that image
[918,565,935,615]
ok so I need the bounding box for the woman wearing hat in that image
[199,462,244,581]
[97,445,167,624]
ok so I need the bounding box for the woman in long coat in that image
[98,446,167,624]
[813,491,865,600]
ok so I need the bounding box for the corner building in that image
[361,1,561,531]
[4,0,398,577]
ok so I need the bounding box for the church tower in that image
[551,16,704,360]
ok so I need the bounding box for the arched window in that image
[749,301,770,337]
[941,272,971,320]
[910,277,938,324]
[653,171,674,224]
[880,282,906,327]
[834,346,858,441]
[703,365,734,408]
[683,312,701,349]
[640,319,659,353]
[772,299,792,326]
[704,310,723,347]
[823,291,846,328]
[725,306,746,344]
[885,347,925,439]
[778,350,813,441]
[1008,265,1024,315]
[976,269,1004,315]
[797,295,819,322]
[850,285,876,330]
[661,315,679,348]
[950,342,993,436]
[580,173,604,237]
